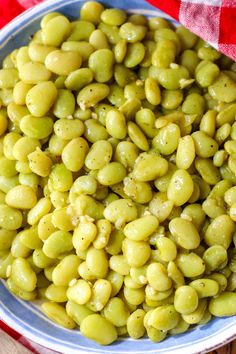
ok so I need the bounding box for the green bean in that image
[124,216,158,241]
[204,215,235,249]
[72,221,97,251]
[28,148,52,177]
[80,314,117,345]
[66,300,94,326]
[144,77,161,106]
[65,68,93,91]
[106,229,124,256]
[6,185,37,209]
[20,227,42,249]
[195,61,220,87]
[153,123,180,155]
[67,279,91,305]
[105,109,127,139]
[167,169,194,206]
[86,247,108,278]
[25,81,57,117]
[157,66,190,90]
[114,64,137,87]
[45,284,67,302]
[0,69,19,89]
[147,262,172,291]
[0,253,15,278]
[103,296,129,326]
[80,2,104,25]
[74,194,104,220]
[41,15,70,46]
[125,82,145,101]
[189,279,219,298]
[51,207,73,231]
[176,252,205,277]
[11,257,37,292]
[0,230,16,251]
[32,249,55,268]
[19,62,51,84]
[174,286,198,314]
[89,49,114,82]
[85,140,112,170]
[98,23,121,45]
[101,8,126,26]
[198,46,221,61]
[209,73,236,103]
[124,177,152,204]
[62,41,94,61]
[53,89,75,119]
[42,302,76,329]
[0,204,22,230]
[182,299,207,324]
[149,305,180,331]
[124,43,145,68]
[123,286,145,305]
[68,21,95,41]
[7,277,37,300]
[167,261,185,288]
[97,162,126,186]
[77,83,110,109]
[209,292,236,317]
[169,217,200,250]
[127,309,145,339]
[89,29,110,49]
[62,137,88,172]
[114,40,127,63]
[20,115,53,139]
[133,152,168,181]
[123,238,151,267]
[107,84,126,107]
[84,119,109,143]
[45,50,82,76]
[43,230,73,258]
[195,157,221,185]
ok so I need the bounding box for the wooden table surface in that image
[0,329,235,354]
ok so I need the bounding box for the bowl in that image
[0,1,236,353]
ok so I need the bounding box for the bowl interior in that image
[0,1,236,353]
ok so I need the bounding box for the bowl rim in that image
[1,285,236,354]
[0,1,236,353]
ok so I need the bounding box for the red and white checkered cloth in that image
[147,0,236,61]
[0,0,236,353]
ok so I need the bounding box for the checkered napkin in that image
[147,0,236,61]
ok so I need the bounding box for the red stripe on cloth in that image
[146,0,180,20]
[0,0,25,28]
[0,320,22,340]
[219,6,236,44]
[0,320,40,353]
